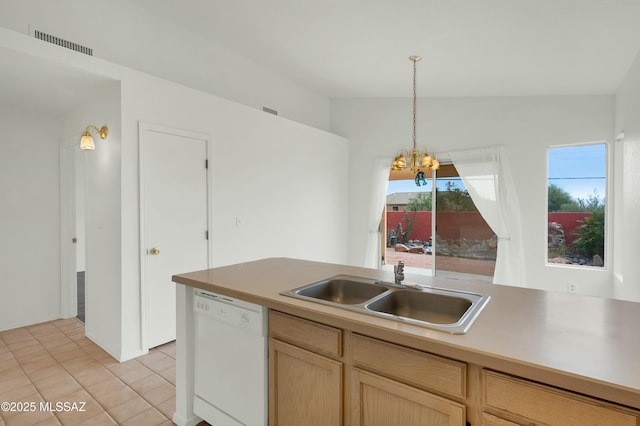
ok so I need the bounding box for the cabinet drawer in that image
[483,370,640,426]
[351,334,466,399]
[268,310,342,358]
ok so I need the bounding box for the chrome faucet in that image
[393,261,405,285]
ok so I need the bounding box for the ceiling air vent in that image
[33,30,93,56]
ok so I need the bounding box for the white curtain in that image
[448,146,525,285]
[364,158,391,268]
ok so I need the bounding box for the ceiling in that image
[127,0,640,98]
[3,1,640,114]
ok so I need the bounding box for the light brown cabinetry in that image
[351,333,466,426]
[268,311,343,426]
[351,334,466,399]
[269,338,342,426]
[269,309,342,358]
[482,370,640,426]
[268,310,640,426]
[481,412,520,426]
[269,311,467,426]
[351,368,465,426]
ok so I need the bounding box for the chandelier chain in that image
[390,55,439,184]
[412,57,417,149]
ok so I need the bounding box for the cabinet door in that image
[269,338,342,426]
[351,368,466,426]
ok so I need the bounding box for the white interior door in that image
[141,125,209,349]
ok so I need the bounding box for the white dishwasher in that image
[193,289,267,426]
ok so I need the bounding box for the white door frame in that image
[59,136,84,319]
[138,121,213,351]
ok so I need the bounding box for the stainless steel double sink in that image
[281,275,490,334]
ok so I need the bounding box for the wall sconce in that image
[80,125,109,150]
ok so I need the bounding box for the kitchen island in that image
[172,257,640,426]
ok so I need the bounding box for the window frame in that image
[545,140,610,270]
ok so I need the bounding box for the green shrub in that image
[572,212,605,259]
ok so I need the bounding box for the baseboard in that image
[172,411,202,426]
[84,330,122,361]
[118,347,148,363]
[0,313,63,332]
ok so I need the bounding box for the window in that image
[547,143,606,267]
[383,164,496,280]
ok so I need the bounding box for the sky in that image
[387,143,606,203]
[547,143,606,201]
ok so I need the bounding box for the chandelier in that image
[391,56,439,186]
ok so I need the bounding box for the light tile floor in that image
[0,318,178,425]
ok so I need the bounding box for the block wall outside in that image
[386,211,592,245]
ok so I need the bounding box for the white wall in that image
[116,69,348,359]
[121,71,349,268]
[0,106,64,330]
[63,83,124,358]
[208,111,349,266]
[0,29,348,358]
[0,0,331,131]
[118,72,346,358]
[332,96,616,297]
[614,49,640,302]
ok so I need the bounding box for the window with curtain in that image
[384,166,496,280]
[374,146,524,285]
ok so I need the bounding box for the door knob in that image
[149,247,160,255]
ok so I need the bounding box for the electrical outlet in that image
[567,282,577,293]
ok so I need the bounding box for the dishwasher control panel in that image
[194,290,266,335]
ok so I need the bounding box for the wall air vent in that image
[263,107,278,116]
[33,30,93,56]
